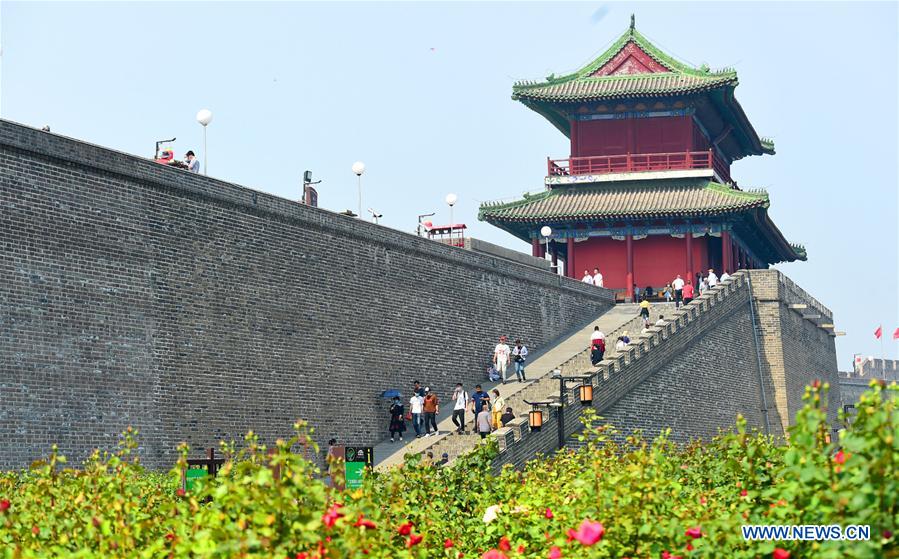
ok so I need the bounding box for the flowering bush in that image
[0,382,895,558]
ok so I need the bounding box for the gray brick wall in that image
[0,119,614,470]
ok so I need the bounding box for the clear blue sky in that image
[2,2,897,370]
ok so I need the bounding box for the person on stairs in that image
[493,335,511,384]
[422,388,439,437]
[591,337,605,366]
[470,385,491,434]
[491,389,506,430]
[511,339,529,382]
[389,396,406,443]
[409,390,424,438]
[451,383,469,435]
[477,401,493,439]
[639,298,651,327]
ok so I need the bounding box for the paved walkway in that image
[373,303,667,470]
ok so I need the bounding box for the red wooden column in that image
[531,238,540,258]
[721,230,732,273]
[685,233,694,283]
[570,119,579,157]
[567,237,575,278]
[625,233,634,301]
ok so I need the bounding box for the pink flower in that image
[481,551,509,559]
[568,519,605,546]
[661,552,682,559]
[740,489,748,497]
[773,549,791,559]
[545,507,554,519]
[685,526,702,539]
[548,546,562,559]
[444,538,455,548]
[322,504,343,529]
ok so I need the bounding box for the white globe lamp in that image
[445,193,459,247]
[196,109,213,175]
[352,161,366,218]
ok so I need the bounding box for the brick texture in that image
[0,120,614,470]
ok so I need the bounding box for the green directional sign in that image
[184,467,209,491]
[344,446,374,489]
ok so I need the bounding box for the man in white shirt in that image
[655,315,667,327]
[493,335,511,384]
[707,268,718,288]
[409,392,424,438]
[590,325,605,342]
[672,274,685,308]
[451,383,469,434]
[592,267,604,287]
[581,270,593,283]
[720,270,731,282]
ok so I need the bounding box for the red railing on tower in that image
[547,150,733,185]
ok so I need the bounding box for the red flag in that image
[893,327,899,340]
[874,326,882,339]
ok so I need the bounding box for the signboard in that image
[184,467,209,491]
[344,446,374,489]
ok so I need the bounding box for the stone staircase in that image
[374,302,674,469]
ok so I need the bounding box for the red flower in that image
[175,488,185,497]
[398,521,414,536]
[686,542,693,551]
[32,525,40,536]
[833,450,848,465]
[568,519,605,546]
[353,515,376,529]
[685,526,702,539]
[0,499,9,513]
[165,533,175,541]
[445,538,455,549]
[498,536,511,551]
[545,507,554,519]
[481,551,509,559]
[884,530,894,540]
[773,549,790,559]
[661,552,682,559]
[517,545,525,553]
[699,496,707,505]
[407,534,424,548]
[548,546,562,559]
[322,504,343,529]
[740,489,748,497]
[294,554,309,559]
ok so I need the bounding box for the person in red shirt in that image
[682,280,695,304]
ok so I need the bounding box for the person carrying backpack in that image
[591,337,606,366]
[451,383,470,434]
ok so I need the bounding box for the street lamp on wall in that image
[540,225,552,270]
[524,400,550,432]
[196,109,213,176]
[352,161,366,219]
[445,193,458,247]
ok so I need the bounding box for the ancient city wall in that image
[0,120,614,470]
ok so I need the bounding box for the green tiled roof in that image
[478,179,769,222]
[512,24,738,103]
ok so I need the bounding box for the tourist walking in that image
[639,298,651,327]
[389,397,406,442]
[682,280,695,304]
[672,274,685,307]
[663,284,673,303]
[707,268,718,288]
[422,388,439,436]
[493,336,511,384]
[409,390,424,438]
[491,389,506,429]
[451,383,469,434]
[476,402,493,439]
[592,267,604,287]
[590,336,605,365]
[591,325,605,343]
[511,339,529,382]
[412,380,425,397]
[699,277,709,296]
[470,384,491,432]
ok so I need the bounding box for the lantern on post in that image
[525,400,547,431]
[579,380,594,405]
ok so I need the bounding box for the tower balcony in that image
[547,150,733,186]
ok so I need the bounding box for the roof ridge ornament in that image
[630,14,635,33]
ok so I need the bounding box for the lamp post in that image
[445,193,458,247]
[540,226,553,270]
[523,400,551,432]
[196,109,213,176]
[417,212,435,237]
[550,369,594,450]
[352,161,366,218]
